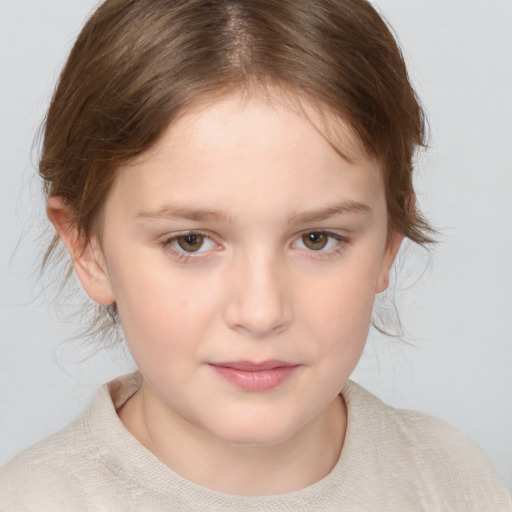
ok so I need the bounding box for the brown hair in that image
[40,0,434,338]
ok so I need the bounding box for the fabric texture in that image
[1,372,510,511]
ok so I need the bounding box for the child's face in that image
[82,93,399,446]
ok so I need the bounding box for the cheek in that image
[109,259,219,361]
[300,261,379,355]
[306,260,378,317]
[116,283,218,392]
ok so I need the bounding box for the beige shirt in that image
[1,373,510,511]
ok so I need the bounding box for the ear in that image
[375,232,404,293]
[46,196,115,305]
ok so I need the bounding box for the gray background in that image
[1,0,511,490]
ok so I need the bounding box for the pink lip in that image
[209,360,299,391]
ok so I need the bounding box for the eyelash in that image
[295,230,349,259]
[159,229,349,262]
[159,231,218,262]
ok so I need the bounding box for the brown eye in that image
[177,234,204,252]
[302,232,328,251]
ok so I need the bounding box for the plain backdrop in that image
[1,0,511,491]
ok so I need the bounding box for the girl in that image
[1,0,510,510]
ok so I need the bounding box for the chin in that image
[209,416,301,448]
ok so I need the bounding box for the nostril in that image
[223,284,292,337]
[225,301,292,337]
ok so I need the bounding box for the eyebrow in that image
[287,201,371,225]
[136,201,370,224]
[136,204,232,222]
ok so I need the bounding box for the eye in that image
[176,233,205,252]
[164,232,217,254]
[302,232,329,251]
[294,231,344,252]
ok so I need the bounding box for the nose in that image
[223,252,293,338]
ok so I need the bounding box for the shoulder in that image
[0,415,100,510]
[0,375,141,511]
[341,381,512,511]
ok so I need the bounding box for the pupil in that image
[304,232,328,250]
[178,234,203,252]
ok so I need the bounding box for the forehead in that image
[108,92,384,223]
[144,89,370,165]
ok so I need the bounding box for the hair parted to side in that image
[40,0,435,342]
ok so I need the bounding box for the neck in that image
[119,380,346,495]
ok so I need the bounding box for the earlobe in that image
[46,196,115,306]
[375,232,404,293]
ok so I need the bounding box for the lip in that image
[209,360,299,391]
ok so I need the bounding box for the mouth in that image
[208,360,300,391]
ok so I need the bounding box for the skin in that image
[48,92,402,495]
